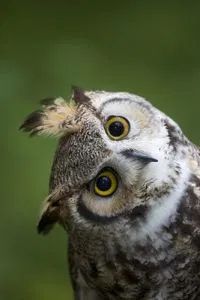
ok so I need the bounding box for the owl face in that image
[21,88,185,232]
[47,90,181,228]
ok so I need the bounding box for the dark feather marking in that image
[191,174,200,187]
[109,284,124,296]
[193,236,200,248]
[19,110,43,132]
[128,205,148,220]
[37,204,60,234]
[171,175,200,249]
[78,196,148,224]
[122,269,140,284]
[40,97,57,106]
[164,119,189,151]
[30,128,43,137]
[72,86,91,104]
[99,97,153,113]
[37,191,73,234]
[164,119,179,151]
[77,198,119,224]
[37,196,61,235]
[89,262,99,278]
[121,149,158,163]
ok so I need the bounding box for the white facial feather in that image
[137,160,190,240]
[86,90,191,237]
[85,90,151,110]
[97,96,175,189]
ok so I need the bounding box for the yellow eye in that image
[105,116,130,140]
[94,169,118,197]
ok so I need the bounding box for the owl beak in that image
[121,149,158,163]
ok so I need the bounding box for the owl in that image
[20,87,200,300]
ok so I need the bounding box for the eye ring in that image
[94,169,118,197]
[105,116,130,140]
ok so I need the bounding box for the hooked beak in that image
[121,149,158,163]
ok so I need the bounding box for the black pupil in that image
[96,176,112,191]
[109,121,124,137]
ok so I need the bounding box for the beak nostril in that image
[120,149,158,163]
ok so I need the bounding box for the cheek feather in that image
[81,187,134,218]
[135,160,190,240]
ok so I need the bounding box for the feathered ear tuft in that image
[37,193,60,235]
[20,97,79,137]
[37,201,59,234]
[71,86,90,104]
[37,188,69,235]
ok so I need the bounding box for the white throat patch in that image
[136,160,190,240]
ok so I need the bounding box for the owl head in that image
[20,87,188,234]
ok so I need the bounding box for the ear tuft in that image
[72,85,90,104]
[37,188,70,235]
[37,202,60,234]
[37,191,61,234]
[19,110,43,135]
[40,97,57,106]
[20,97,79,137]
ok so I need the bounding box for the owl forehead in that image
[84,91,155,129]
[50,91,161,192]
[85,90,152,110]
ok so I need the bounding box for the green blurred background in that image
[1,1,200,299]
